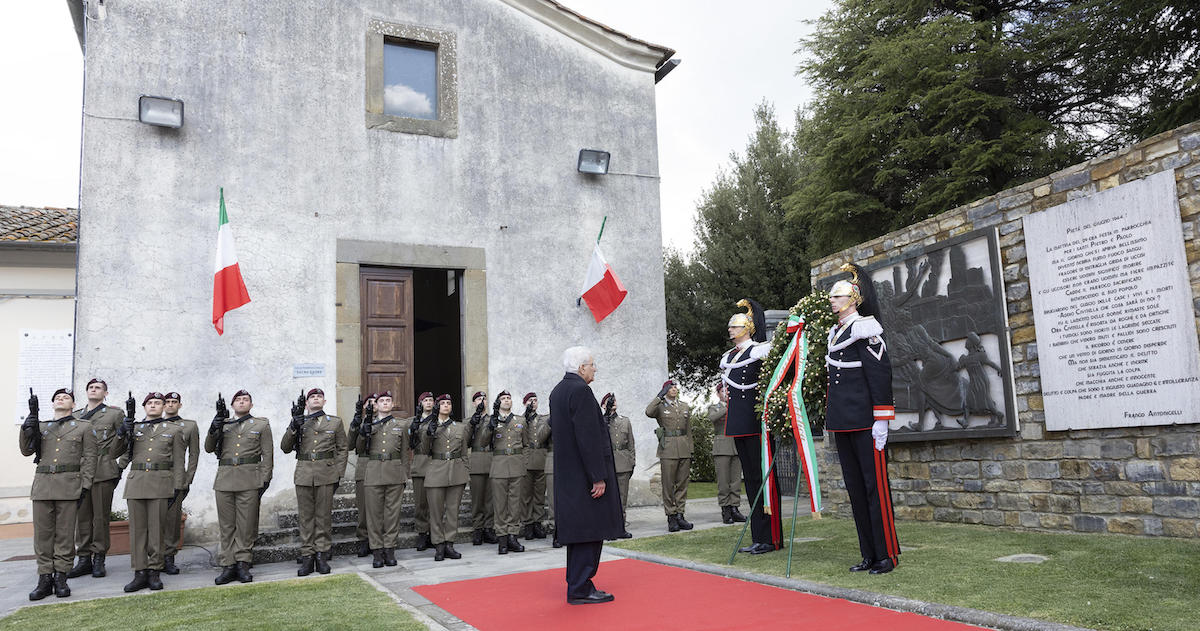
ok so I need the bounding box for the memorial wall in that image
[810,120,1200,537]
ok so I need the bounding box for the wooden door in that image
[360,267,414,418]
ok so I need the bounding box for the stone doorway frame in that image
[334,239,487,422]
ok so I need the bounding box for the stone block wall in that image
[810,120,1200,536]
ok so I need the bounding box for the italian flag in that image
[580,242,627,323]
[212,189,251,335]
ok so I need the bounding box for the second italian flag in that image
[212,188,251,335]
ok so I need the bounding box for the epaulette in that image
[848,315,884,341]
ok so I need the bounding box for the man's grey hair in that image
[562,346,593,373]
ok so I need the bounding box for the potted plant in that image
[108,509,130,556]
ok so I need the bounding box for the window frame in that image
[365,19,458,138]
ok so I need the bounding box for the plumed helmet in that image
[729,298,767,343]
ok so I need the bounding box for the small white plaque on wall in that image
[15,330,74,424]
[1025,170,1200,430]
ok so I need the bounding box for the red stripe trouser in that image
[832,429,900,564]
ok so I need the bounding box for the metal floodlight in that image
[577,149,610,175]
[138,96,184,128]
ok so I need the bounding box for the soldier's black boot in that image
[667,514,680,532]
[483,528,499,544]
[163,554,180,575]
[384,548,397,567]
[66,555,92,579]
[52,571,71,598]
[235,561,253,583]
[316,552,332,574]
[498,535,508,555]
[444,542,462,560]
[147,570,163,591]
[124,569,149,593]
[92,552,107,578]
[214,565,238,585]
[472,529,483,545]
[357,539,371,557]
[721,506,732,524]
[508,534,525,553]
[729,507,747,523]
[434,543,446,562]
[677,514,694,530]
[522,523,535,540]
[29,574,53,601]
[415,532,432,551]
[298,555,316,576]
[371,550,385,568]
[532,522,547,539]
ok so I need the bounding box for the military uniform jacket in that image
[645,398,693,459]
[164,416,201,488]
[75,404,125,482]
[825,314,894,432]
[524,413,550,471]
[480,413,530,479]
[707,404,738,457]
[607,414,635,474]
[409,414,433,477]
[21,415,97,501]
[283,412,349,486]
[206,415,274,492]
[423,419,469,488]
[115,419,187,499]
[466,414,493,473]
[720,340,770,437]
[355,415,410,486]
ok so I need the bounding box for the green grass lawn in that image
[611,516,1200,631]
[686,481,718,499]
[0,574,425,631]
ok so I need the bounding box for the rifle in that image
[467,399,486,444]
[210,393,229,458]
[123,391,136,462]
[290,390,305,460]
[362,400,377,453]
[23,388,42,463]
[486,396,502,447]
[603,395,617,424]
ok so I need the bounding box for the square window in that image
[366,20,457,138]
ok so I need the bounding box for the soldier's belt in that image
[297,451,336,461]
[131,462,174,471]
[663,429,689,437]
[495,448,523,455]
[472,446,492,452]
[36,464,81,474]
[218,455,262,466]
[369,453,402,461]
[430,451,463,460]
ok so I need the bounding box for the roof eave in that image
[499,0,675,73]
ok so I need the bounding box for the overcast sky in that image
[0,1,832,250]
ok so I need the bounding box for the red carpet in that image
[413,558,986,631]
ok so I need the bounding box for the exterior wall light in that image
[138,96,184,128]
[577,149,610,175]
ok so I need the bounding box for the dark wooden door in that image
[360,267,414,418]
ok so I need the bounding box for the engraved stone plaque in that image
[1024,170,1200,431]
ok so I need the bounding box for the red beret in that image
[143,392,165,405]
[435,394,452,403]
[418,391,434,402]
[164,392,181,401]
[306,388,324,399]
[472,391,486,401]
[52,388,74,401]
[601,393,614,408]
[232,389,252,401]
[375,390,393,399]
[662,380,675,390]
[86,378,107,389]
[497,390,511,399]
[523,392,537,404]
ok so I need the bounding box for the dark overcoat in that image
[550,372,623,544]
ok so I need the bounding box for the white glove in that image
[871,420,889,451]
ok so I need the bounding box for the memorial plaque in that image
[1025,170,1200,431]
[15,329,74,424]
[819,228,1018,442]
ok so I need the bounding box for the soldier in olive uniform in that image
[422,394,469,561]
[708,383,746,524]
[161,391,200,575]
[479,391,530,554]
[114,393,187,592]
[520,392,549,540]
[602,393,634,539]
[645,380,694,532]
[68,378,123,579]
[21,388,96,601]
[465,391,498,546]
[349,393,376,557]
[206,389,273,585]
[355,391,411,568]
[408,392,436,551]
[282,388,349,576]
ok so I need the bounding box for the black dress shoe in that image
[214,565,238,585]
[618,530,633,539]
[729,507,747,522]
[676,515,693,530]
[67,555,92,579]
[567,589,615,605]
[849,558,873,572]
[869,558,895,574]
[738,544,756,553]
[748,543,776,555]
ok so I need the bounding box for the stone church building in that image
[67,0,675,532]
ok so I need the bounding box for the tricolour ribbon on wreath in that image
[759,312,822,516]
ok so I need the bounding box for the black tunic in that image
[825,314,894,431]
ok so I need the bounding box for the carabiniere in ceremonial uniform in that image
[283,388,348,576]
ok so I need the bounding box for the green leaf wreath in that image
[754,290,837,441]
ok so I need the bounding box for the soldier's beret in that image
[601,393,614,408]
[472,391,486,401]
[435,394,452,403]
[53,388,74,401]
[164,392,181,401]
[86,378,107,389]
[497,390,511,399]
[232,389,252,401]
[376,390,393,399]
[143,392,165,405]
[306,388,324,399]
[662,380,675,390]
[523,392,537,404]
[418,391,434,402]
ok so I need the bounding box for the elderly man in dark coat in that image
[551,345,622,605]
